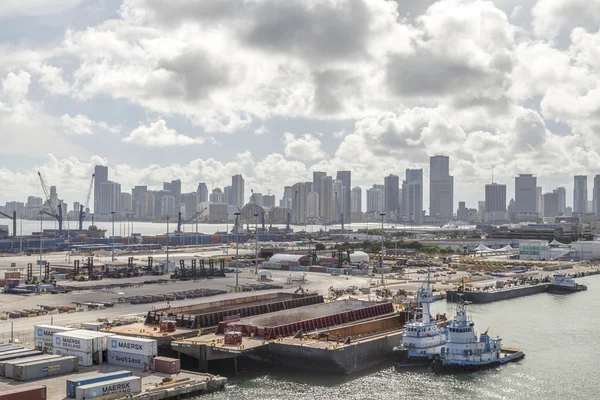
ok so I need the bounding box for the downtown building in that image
[513,174,538,222]
[429,155,453,221]
[574,175,588,215]
[384,174,400,221]
[484,183,507,223]
[402,169,423,223]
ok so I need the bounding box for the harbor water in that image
[203,274,599,400]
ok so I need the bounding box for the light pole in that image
[111,211,115,262]
[67,216,71,263]
[195,211,199,247]
[234,212,240,291]
[166,216,170,266]
[39,210,43,282]
[380,212,385,286]
[19,213,22,254]
[254,212,259,275]
[226,215,229,256]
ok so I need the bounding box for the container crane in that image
[79,173,95,232]
[176,207,207,233]
[37,171,63,236]
[0,210,16,237]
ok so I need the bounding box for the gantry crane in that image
[0,210,16,237]
[176,207,207,233]
[78,173,95,232]
[37,171,63,236]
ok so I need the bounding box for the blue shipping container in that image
[66,370,133,398]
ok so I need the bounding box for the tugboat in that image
[547,273,587,294]
[395,270,447,363]
[432,295,525,373]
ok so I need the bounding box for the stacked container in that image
[53,330,113,366]
[75,376,142,400]
[13,356,78,381]
[106,335,157,369]
[1,355,62,378]
[34,325,76,353]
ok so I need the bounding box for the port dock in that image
[446,283,550,303]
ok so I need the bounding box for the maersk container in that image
[72,330,113,351]
[66,370,133,398]
[0,384,46,400]
[34,325,76,341]
[35,338,53,352]
[14,356,78,381]
[108,335,158,357]
[76,376,142,400]
[52,348,94,367]
[107,351,153,369]
[3,355,62,378]
[54,332,95,352]
[0,350,43,363]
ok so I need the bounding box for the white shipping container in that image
[108,336,158,357]
[81,322,105,331]
[34,325,76,341]
[35,338,53,352]
[54,332,95,353]
[76,376,142,400]
[53,348,94,367]
[3,355,62,378]
[71,330,113,351]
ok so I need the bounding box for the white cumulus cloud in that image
[283,132,326,161]
[123,120,205,147]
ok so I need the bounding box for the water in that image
[202,274,600,400]
[1,219,461,237]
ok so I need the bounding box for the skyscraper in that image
[263,195,276,208]
[593,175,600,216]
[231,174,245,208]
[210,188,224,204]
[120,192,132,213]
[402,169,423,223]
[485,183,507,212]
[94,165,108,215]
[556,187,566,215]
[514,174,537,219]
[336,171,351,224]
[181,192,198,219]
[429,155,453,220]
[320,176,334,223]
[99,181,121,215]
[308,192,319,218]
[280,186,293,209]
[333,179,343,223]
[536,186,543,217]
[224,186,233,205]
[367,185,384,213]
[384,174,400,220]
[574,175,587,215]
[197,183,208,203]
[543,188,564,218]
[351,186,362,213]
[132,185,147,219]
[291,182,309,224]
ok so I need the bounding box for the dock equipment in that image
[0,210,16,237]
[37,171,63,236]
[78,173,95,232]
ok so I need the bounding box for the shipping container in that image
[153,356,180,374]
[34,324,76,341]
[108,336,158,357]
[2,355,62,378]
[0,345,22,353]
[52,348,94,366]
[0,384,46,400]
[71,330,113,351]
[76,376,142,400]
[14,356,78,381]
[35,338,53,352]
[0,350,42,362]
[66,370,133,398]
[54,331,96,352]
[107,351,153,369]
[81,322,106,331]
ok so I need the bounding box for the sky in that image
[1,0,600,211]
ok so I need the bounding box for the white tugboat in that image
[395,271,447,363]
[548,273,587,294]
[432,295,525,373]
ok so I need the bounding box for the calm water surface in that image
[203,274,599,400]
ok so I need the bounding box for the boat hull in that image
[548,284,587,294]
[432,350,525,373]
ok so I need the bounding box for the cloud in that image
[283,132,326,161]
[123,120,206,147]
[0,0,82,18]
[532,0,600,40]
[254,125,268,136]
[61,114,120,135]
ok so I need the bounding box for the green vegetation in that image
[332,240,454,254]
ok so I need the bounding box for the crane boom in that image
[79,173,95,232]
[37,171,63,236]
[38,172,57,217]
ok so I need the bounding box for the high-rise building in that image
[120,192,132,213]
[308,192,319,218]
[99,181,121,215]
[280,186,293,209]
[484,183,507,223]
[593,175,600,216]
[543,189,564,218]
[514,174,537,220]
[94,165,108,214]
[351,186,362,213]
[574,175,587,215]
[232,174,245,208]
[224,186,233,205]
[536,186,543,217]
[181,192,198,219]
[263,195,276,208]
[27,196,43,207]
[142,191,156,218]
[73,201,81,215]
[197,183,208,203]
[320,176,334,223]
[313,171,326,216]
[403,169,423,223]
[384,174,400,220]
[336,171,351,224]
[210,188,224,204]
[367,185,384,213]
[429,155,454,220]
[555,187,566,215]
[291,182,310,224]
[333,179,343,222]
[159,195,176,217]
[132,186,147,219]
[478,201,485,221]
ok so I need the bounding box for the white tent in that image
[550,239,567,247]
[257,270,272,281]
[499,245,514,252]
[474,244,494,252]
[349,251,370,263]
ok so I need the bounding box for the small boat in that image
[394,270,447,363]
[547,273,587,294]
[432,295,524,373]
